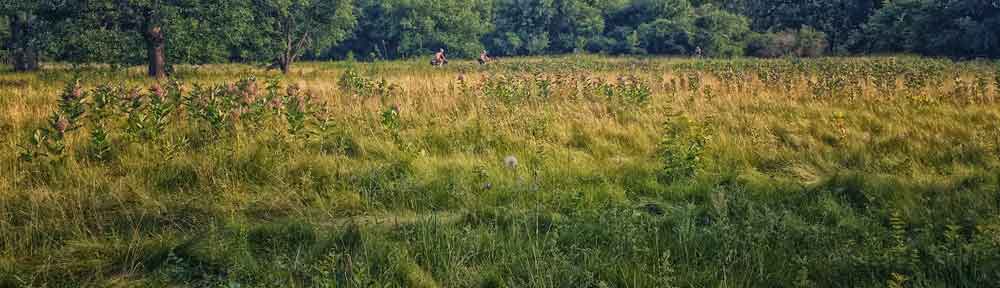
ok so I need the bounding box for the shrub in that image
[747,27,828,58]
[795,26,829,57]
[747,31,796,58]
[658,115,710,183]
[638,19,692,55]
[337,70,397,99]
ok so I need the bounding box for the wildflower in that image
[150,83,166,100]
[126,88,141,101]
[268,95,283,109]
[54,115,69,134]
[287,83,301,97]
[241,90,256,105]
[296,95,307,112]
[246,81,259,97]
[69,83,83,100]
[503,155,518,170]
[227,83,237,94]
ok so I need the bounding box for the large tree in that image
[43,0,251,78]
[487,0,555,56]
[732,0,881,52]
[855,0,1000,58]
[6,11,39,71]
[249,0,356,73]
[0,0,62,72]
[548,0,604,53]
[337,0,491,60]
[691,4,750,57]
[602,0,693,55]
[119,0,255,78]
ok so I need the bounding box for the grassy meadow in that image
[1,55,1000,287]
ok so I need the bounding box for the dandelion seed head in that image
[503,155,518,170]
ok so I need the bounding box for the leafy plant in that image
[19,80,87,162]
[602,75,651,105]
[338,70,396,99]
[285,84,314,136]
[658,115,710,183]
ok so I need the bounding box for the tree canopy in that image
[2,0,998,74]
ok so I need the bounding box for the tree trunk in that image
[10,13,39,72]
[145,25,166,79]
[279,57,291,74]
[277,53,294,74]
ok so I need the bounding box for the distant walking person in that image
[478,50,492,65]
[431,48,448,67]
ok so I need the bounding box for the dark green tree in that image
[548,0,605,53]
[604,0,692,55]
[249,0,356,73]
[637,19,691,55]
[691,5,750,57]
[856,0,1000,58]
[735,0,881,52]
[40,0,253,77]
[337,0,491,60]
[487,0,555,56]
[0,0,66,71]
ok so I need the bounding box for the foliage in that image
[658,115,709,183]
[337,70,398,99]
[690,4,750,57]
[4,0,999,66]
[247,0,356,72]
[855,0,1000,58]
[3,50,1000,288]
[44,0,255,68]
[747,26,828,58]
[335,0,492,60]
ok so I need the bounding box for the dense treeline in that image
[2,0,999,76]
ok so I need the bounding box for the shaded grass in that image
[1,56,1000,287]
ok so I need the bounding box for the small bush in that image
[747,26,828,58]
[658,116,710,184]
[795,26,828,57]
[747,31,796,58]
[338,70,397,98]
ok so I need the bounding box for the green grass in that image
[1,55,1000,287]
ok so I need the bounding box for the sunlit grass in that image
[1,56,999,287]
